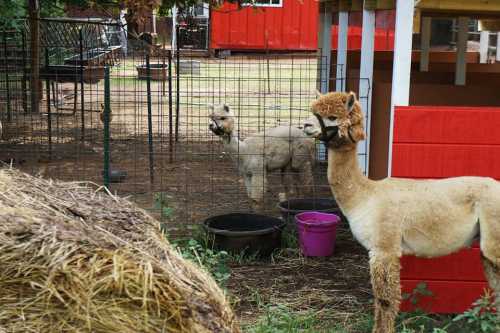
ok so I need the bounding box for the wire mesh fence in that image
[0,19,370,233]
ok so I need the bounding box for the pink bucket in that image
[295,212,340,257]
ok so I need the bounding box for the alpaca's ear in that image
[346,92,357,113]
[315,90,322,99]
[223,104,230,113]
[350,124,366,142]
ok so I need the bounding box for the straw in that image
[0,168,240,333]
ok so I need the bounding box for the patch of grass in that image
[244,304,323,333]
[172,237,232,287]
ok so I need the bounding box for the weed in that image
[402,282,434,307]
[152,192,173,220]
[452,291,499,333]
[245,304,321,333]
[172,238,232,287]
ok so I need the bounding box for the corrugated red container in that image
[392,105,500,313]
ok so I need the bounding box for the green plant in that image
[173,238,231,287]
[452,291,499,333]
[152,192,173,220]
[245,304,321,333]
[402,282,434,307]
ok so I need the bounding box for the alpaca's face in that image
[208,104,235,136]
[302,116,322,138]
[309,91,366,148]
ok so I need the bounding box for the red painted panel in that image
[400,246,485,282]
[401,280,490,313]
[394,106,500,145]
[392,143,500,179]
[210,0,319,51]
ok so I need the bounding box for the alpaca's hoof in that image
[278,192,287,202]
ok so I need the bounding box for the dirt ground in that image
[228,226,372,327]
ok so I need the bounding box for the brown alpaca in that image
[305,91,500,333]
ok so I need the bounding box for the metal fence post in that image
[146,53,154,186]
[103,66,111,188]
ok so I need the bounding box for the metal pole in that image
[175,25,180,142]
[3,31,12,122]
[103,66,111,188]
[79,29,85,141]
[28,0,40,114]
[45,49,52,159]
[168,49,173,162]
[146,54,155,185]
[162,40,166,96]
[21,30,28,114]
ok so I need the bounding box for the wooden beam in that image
[420,17,431,72]
[336,11,349,92]
[417,0,500,13]
[318,1,333,93]
[388,0,415,176]
[497,33,500,62]
[359,7,376,175]
[479,30,489,64]
[455,16,468,86]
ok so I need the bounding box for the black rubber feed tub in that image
[278,198,345,224]
[204,213,286,257]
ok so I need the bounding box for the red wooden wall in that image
[392,105,500,313]
[210,1,395,51]
[210,1,318,51]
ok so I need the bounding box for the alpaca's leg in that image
[294,161,313,198]
[480,254,500,317]
[244,174,253,201]
[478,207,500,317]
[369,251,401,333]
[249,171,267,212]
[280,165,296,200]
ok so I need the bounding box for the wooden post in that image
[317,1,332,93]
[388,0,415,176]
[359,5,375,176]
[479,30,489,63]
[28,0,40,114]
[420,16,431,72]
[497,32,500,62]
[455,16,468,86]
[336,11,349,92]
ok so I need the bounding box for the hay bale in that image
[0,168,240,333]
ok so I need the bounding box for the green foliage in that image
[173,238,231,287]
[153,192,173,220]
[452,291,499,333]
[245,305,321,333]
[402,282,434,307]
[0,0,69,30]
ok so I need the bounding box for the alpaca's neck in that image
[221,131,246,155]
[327,145,372,212]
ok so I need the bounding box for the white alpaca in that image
[306,91,500,333]
[208,104,315,211]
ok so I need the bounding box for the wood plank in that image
[392,143,500,179]
[401,280,491,313]
[393,106,500,145]
[417,0,500,14]
[401,246,486,282]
